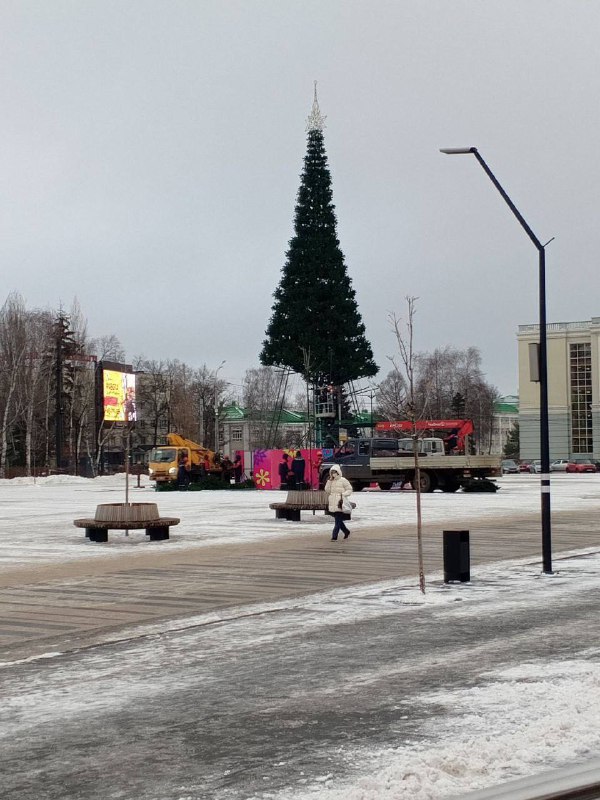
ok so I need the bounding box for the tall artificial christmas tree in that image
[260,85,377,387]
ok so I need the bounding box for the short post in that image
[443,530,470,583]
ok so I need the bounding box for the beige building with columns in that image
[518,319,600,460]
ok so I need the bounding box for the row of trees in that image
[0,291,312,476]
[377,344,498,454]
[0,288,502,477]
[0,292,239,477]
[0,293,135,477]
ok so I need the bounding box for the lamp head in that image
[440,147,478,155]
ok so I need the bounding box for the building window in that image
[570,342,593,453]
[231,427,243,442]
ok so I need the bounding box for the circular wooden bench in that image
[74,502,180,543]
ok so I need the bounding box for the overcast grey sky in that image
[1,1,598,396]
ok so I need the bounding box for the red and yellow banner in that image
[103,370,136,422]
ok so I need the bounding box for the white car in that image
[550,459,569,472]
[529,460,542,473]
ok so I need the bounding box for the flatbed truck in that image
[319,437,501,492]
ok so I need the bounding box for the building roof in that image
[494,395,519,415]
[221,404,308,424]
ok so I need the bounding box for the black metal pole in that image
[442,147,552,573]
[538,246,552,573]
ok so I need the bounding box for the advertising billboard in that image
[102,368,136,423]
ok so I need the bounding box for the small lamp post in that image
[440,147,552,573]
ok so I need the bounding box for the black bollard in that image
[443,530,470,583]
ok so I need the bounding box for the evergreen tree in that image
[260,86,377,386]
[451,391,466,417]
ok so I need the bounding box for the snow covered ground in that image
[265,554,600,800]
[2,547,600,799]
[1,471,600,568]
[2,473,600,799]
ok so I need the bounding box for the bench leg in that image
[284,510,301,521]
[275,509,288,519]
[147,526,169,541]
[88,529,108,543]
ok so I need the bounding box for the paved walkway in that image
[0,507,598,662]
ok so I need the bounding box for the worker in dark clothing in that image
[292,450,306,489]
[221,455,233,483]
[177,452,191,489]
[278,453,292,489]
[233,454,243,483]
[444,431,459,454]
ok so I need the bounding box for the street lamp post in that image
[214,360,226,454]
[440,147,552,574]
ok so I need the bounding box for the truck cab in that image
[320,438,401,489]
[148,446,189,483]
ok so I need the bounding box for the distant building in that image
[518,319,599,460]
[219,403,309,458]
[492,395,519,454]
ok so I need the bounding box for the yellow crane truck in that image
[148,434,221,485]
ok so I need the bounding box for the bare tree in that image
[0,293,29,477]
[169,360,199,436]
[135,360,171,446]
[190,364,219,447]
[242,366,290,449]
[90,334,126,363]
[16,310,54,475]
[243,366,287,410]
[378,344,497,452]
[375,367,408,420]
[390,297,426,595]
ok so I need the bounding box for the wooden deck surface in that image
[0,507,598,662]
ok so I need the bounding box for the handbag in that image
[341,497,353,513]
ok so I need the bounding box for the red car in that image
[566,459,597,473]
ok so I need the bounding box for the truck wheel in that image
[412,472,436,493]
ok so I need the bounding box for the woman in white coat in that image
[324,464,353,540]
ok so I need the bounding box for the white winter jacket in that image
[324,464,353,512]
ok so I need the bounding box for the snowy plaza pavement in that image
[2,473,600,799]
[1,471,600,569]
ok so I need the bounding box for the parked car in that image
[501,459,519,474]
[566,459,597,473]
[529,460,542,474]
[550,459,569,472]
[519,461,532,473]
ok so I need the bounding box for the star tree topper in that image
[306,80,326,132]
